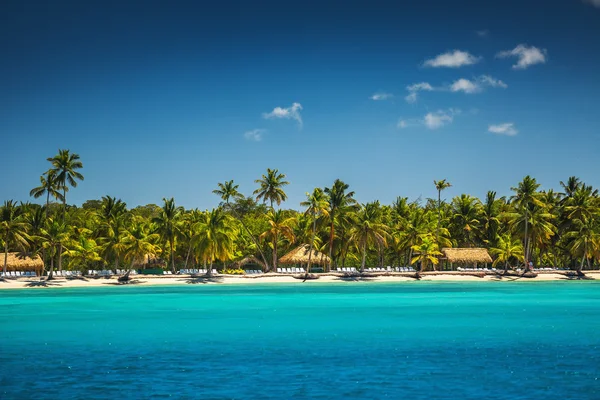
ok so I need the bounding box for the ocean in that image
[1,281,599,399]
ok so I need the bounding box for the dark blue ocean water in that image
[1,282,599,399]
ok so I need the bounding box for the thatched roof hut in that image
[279,244,331,265]
[134,254,165,267]
[441,248,492,264]
[231,256,266,270]
[2,252,44,272]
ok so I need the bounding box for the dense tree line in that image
[2,150,599,279]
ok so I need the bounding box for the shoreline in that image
[0,271,598,290]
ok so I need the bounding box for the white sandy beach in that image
[1,271,598,289]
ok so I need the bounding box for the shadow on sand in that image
[24,279,63,287]
[184,275,225,284]
[558,272,595,281]
[103,279,146,285]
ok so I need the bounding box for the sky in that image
[1,0,600,210]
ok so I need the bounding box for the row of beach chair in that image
[244,270,263,274]
[277,268,306,274]
[179,269,218,275]
[1,271,38,278]
[51,270,82,277]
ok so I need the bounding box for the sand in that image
[0,271,598,289]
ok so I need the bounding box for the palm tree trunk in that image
[58,246,63,272]
[3,242,8,275]
[328,221,334,273]
[47,253,55,280]
[184,244,192,269]
[272,237,278,272]
[437,189,441,245]
[524,209,529,263]
[306,217,316,276]
[170,238,175,273]
[360,241,367,273]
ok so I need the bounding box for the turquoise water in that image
[1,282,599,399]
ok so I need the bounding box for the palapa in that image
[279,244,331,265]
[231,256,266,270]
[441,248,492,264]
[1,252,44,272]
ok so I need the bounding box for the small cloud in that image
[397,119,409,129]
[263,102,303,127]
[405,82,434,103]
[450,75,507,94]
[488,123,518,136]
[451,78,481,94]
[496,45,547,69]
[423,109,459,130]
[476,30,489,37]
[244,129,265,141]
[370,92,394,101]
[424,50,481,68]
[583,0,600,8]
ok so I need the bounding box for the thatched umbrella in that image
[279,244,331,267]
[231,256,267,271]
[441,248,493,270]
[2,252,44,273]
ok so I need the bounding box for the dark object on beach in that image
[298,273,319,281]
[118,273,132,283]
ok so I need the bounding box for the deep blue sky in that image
[2,0,599,210]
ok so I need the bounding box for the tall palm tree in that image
[47,149,84,221]
[479,191,503,247]
[65,235,102,273]
[300,188,330,275]
[510,176,543,263]
[97,196,128,270]
[153,198,182,273]
[434,179,452,245]
[450,194,482,247]
[410,235,442,272]
[349,202,389,273]
[213,180,270,270]
[564,217,599,274]
[254,168,289,209]
[195,208,236,276]
[324,179,357,272]
[260,210,295,272]
[1,201,29,276]
[490,234,524,273]
[29,171,63,219]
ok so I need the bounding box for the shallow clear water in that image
[1,281,599,399]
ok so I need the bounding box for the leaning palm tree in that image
[260,210,295,272]
[490,234,524,273]
[153,198,183,273]
[213,180,270,270]
[434,179,452,245]
[29,171,63,219]
[564,217,600,274]
[194,208,237,277]
[1,201,29,276]
[324,179,357,272]
[253,168,289,209]
[47,149,84,221]
[410,235,442,272]
[300,188,330,275]
[349,202,389,273]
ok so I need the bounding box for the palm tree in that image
[349,202,389,273]
[122,218,159,279]
[450,194,482,247]
[253,168,289,209]
[153,198,182,273]
[29,171,63,219]
[40,218,70,279]
[479,191,503,247]
[195,208,236,276]
[300,188,330,275]
[434,179,452,245]
[65,235,102,273]
[490,234,524,273]
[410,235,442,272]
[260,210,295,272]
[97,196,128,270]
[213,180,270,270]
[47,149,84,221]
[1,201,29,276]
[324,179,357,272]
[564,217,599,274]
[510,176,543,263]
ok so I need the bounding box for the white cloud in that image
[370,92,394,101]
[263,102,303,127]
[488,123,518,136]
[405,82,434,103]
[496,45,547,69]
[450,78,481,94]
[397,119,409,129]
[476,30,489,37]
[450,75,507,94]
[424,50,481,68]
[479,75,507,88]
[423,109,459,129]
[583,0,600,8]
[244,129,265,141]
